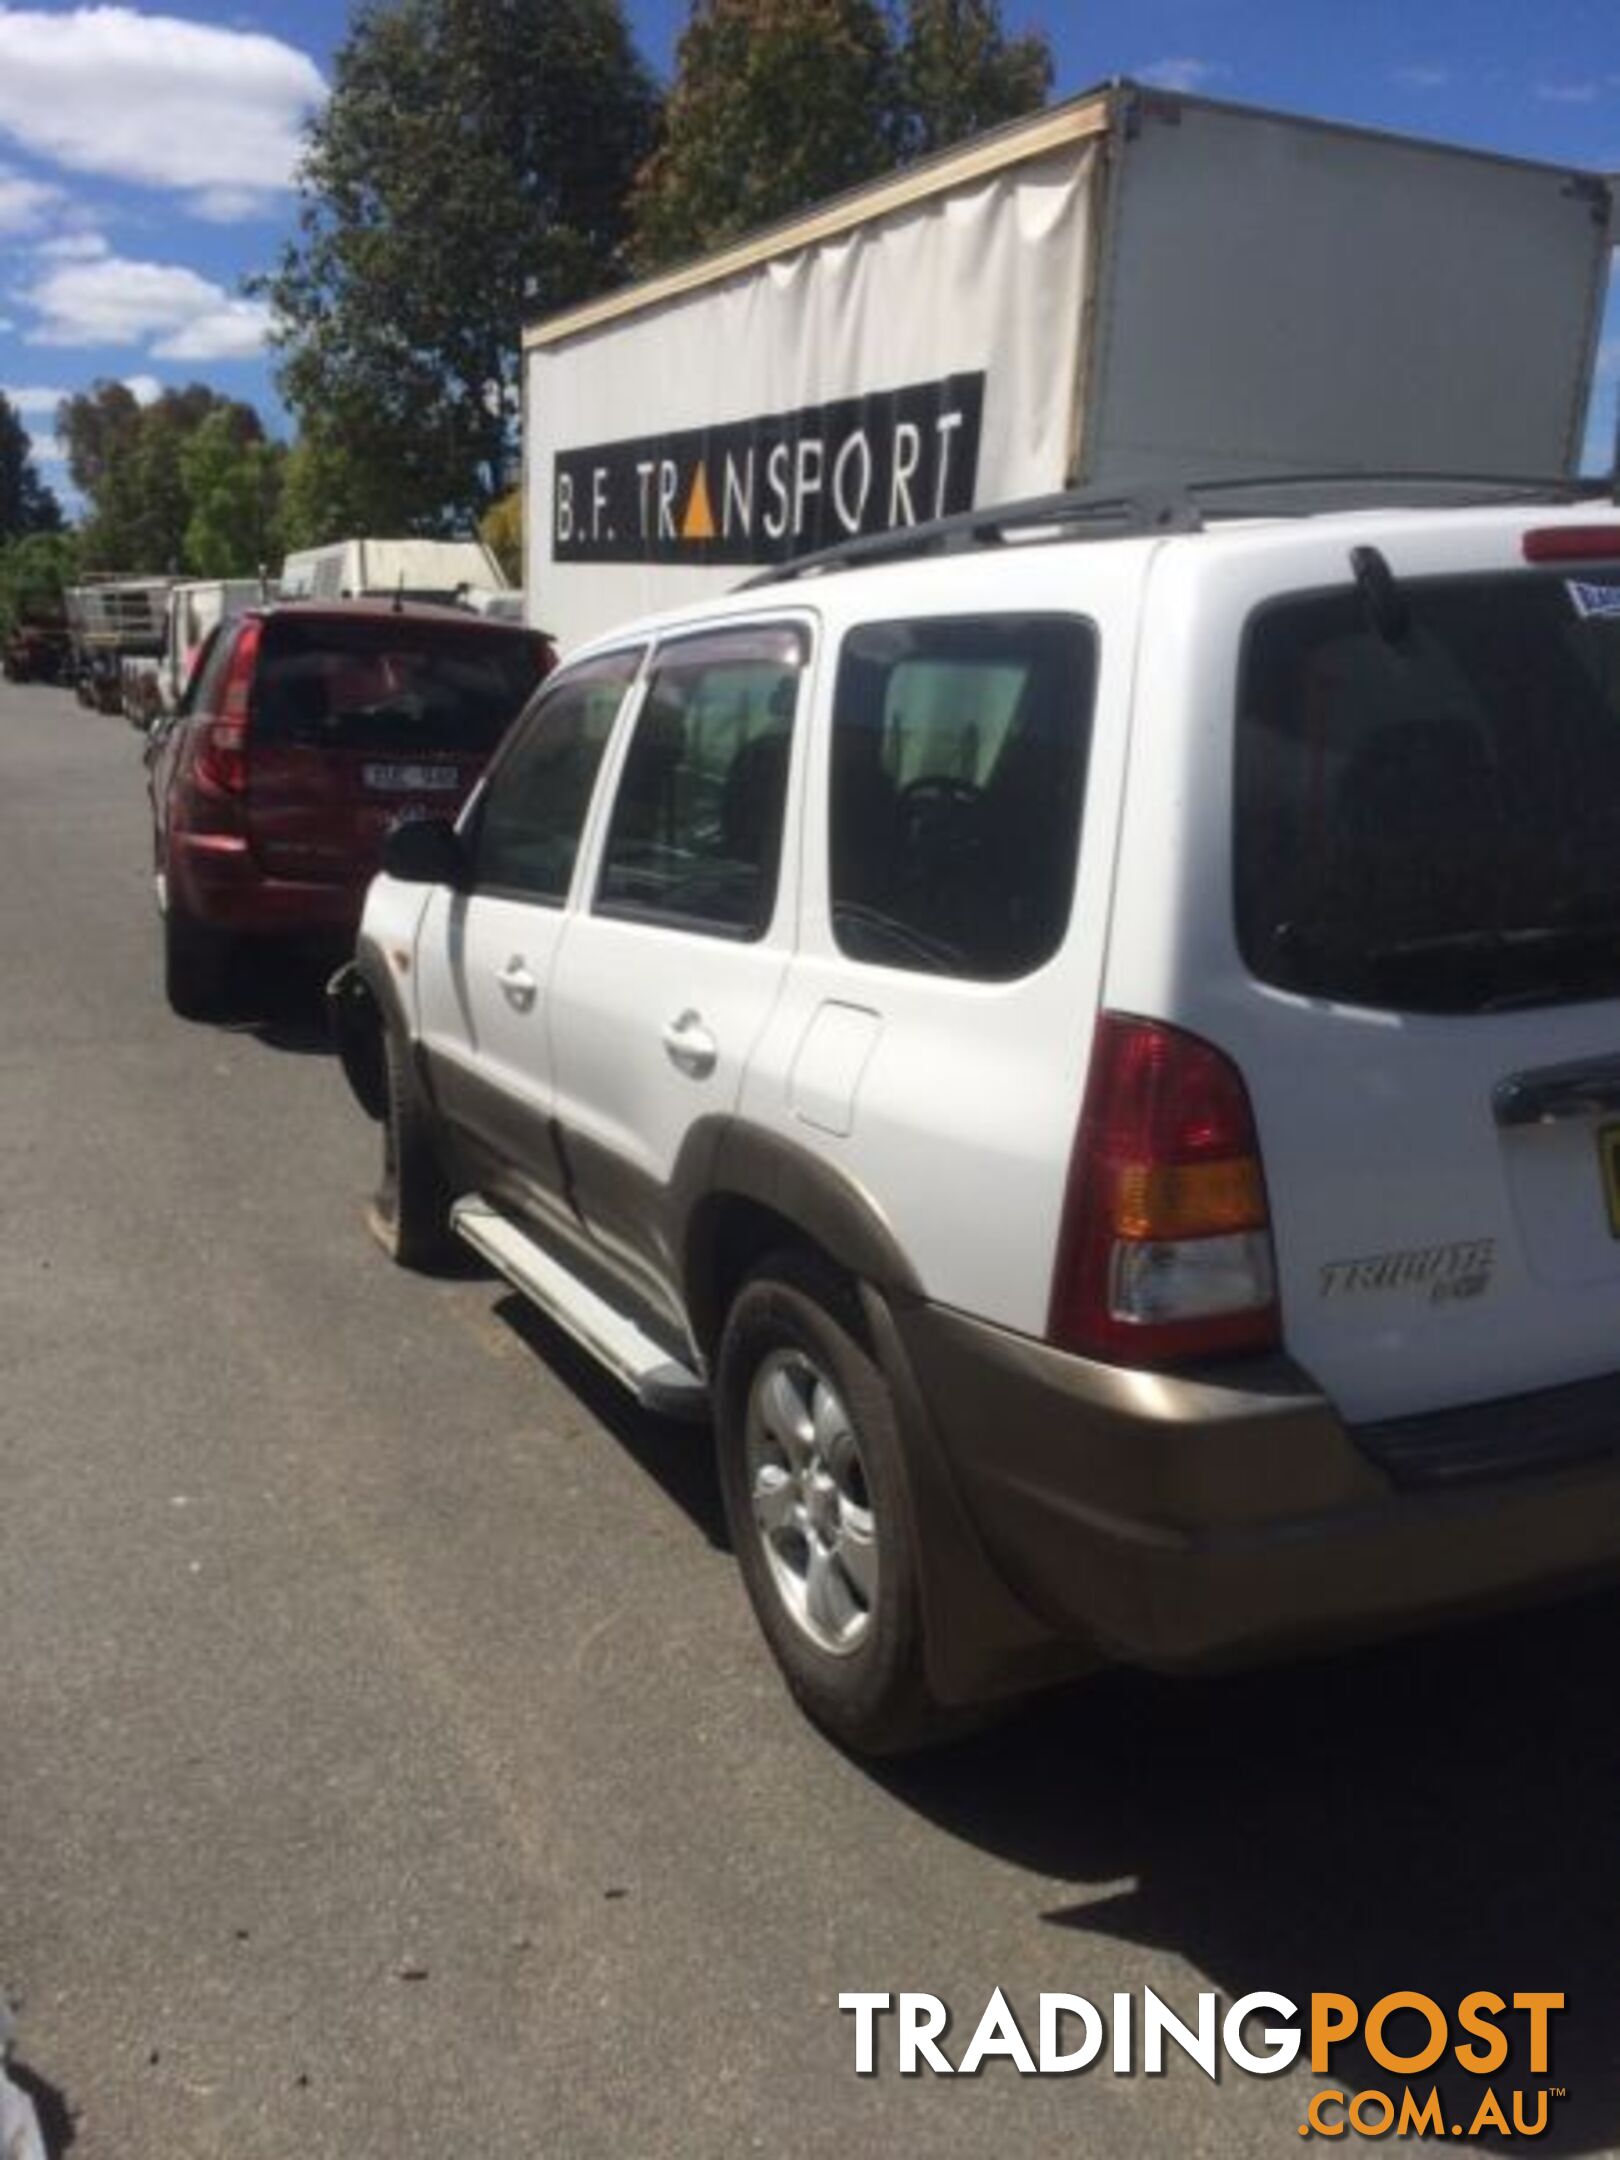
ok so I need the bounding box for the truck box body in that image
[64,576,173,653]
[278,537,508,605]
[523,82,1612,649]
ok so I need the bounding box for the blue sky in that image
[2,0,1618,509]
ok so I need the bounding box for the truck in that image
[522,79,1614,650]
[278,537,508,605]
[63,575,175,715]
[153,577,266,717]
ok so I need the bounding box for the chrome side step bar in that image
[451,1197,709,1421]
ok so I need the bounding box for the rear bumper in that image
[169,831,362,937]
[898,1303,1620,1669]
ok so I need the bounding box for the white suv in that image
[331,480,1620,1754]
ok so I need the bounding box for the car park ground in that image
[3,673,1619,2157]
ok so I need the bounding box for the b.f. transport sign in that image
[552,371,986,566]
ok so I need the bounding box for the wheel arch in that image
[675,1120,922,1368]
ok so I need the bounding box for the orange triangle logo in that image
[682,463,717,541]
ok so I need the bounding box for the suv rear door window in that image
[595,624,804,939]
[254,613,547,756]
[1237,572,1620,1013]
[828,615,1095,980]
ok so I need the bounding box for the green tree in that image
[0,529,77,640]
[630,0,896,269]
[59,382,267,571]
[630,0,1052,270]
[277,431,369,553]
[896,0,1051,158]
[56,379,142,504]
[263,0,659,532]
[0,393,62,540]
[180,410,285,576]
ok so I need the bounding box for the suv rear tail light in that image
[193,618,261,798]
[1048,1013,1280,1364]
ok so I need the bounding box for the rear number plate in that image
[1599,1123,1620,1237]
[362,762,459,793]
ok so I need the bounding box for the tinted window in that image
[595,625,804,938]
[474,650,642,901]
[254,614,547,755]
[1237,573,1620,1013]
[829,615,1095,980]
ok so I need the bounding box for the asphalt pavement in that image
[1,677,1616,2158]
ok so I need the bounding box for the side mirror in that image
[382,815,467,888]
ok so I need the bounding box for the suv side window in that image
[828,614,1096,981]
[472,649,642,902]
[595,623,805,939]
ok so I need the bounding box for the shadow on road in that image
[491,1290,730,1552]
[204,944,343,1055]
[879,1593,1617,2149]
[8,2061,76,2155]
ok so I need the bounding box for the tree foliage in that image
[57,383,274,574]
[262,0,659,534]
[478,487,522,584]
[630,0,1052,268]
[896,0,1052,158]
[0,393,62,541]
[277,432,369,554]
[180,411,285,577]
[630,0,895,268]
[0,529,78,640]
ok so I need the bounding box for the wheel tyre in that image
[163,898,227,1020]
[367,1026,455,1270]
[716,1251,944,1757]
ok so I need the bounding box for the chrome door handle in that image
[662,1009,718,1078]
[497,957,538,1010]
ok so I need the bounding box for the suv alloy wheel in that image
[716,1251,943,1755]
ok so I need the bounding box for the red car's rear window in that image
[254,613,547,757]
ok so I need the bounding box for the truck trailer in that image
[63,575,174,715]
[522,80,1613,650]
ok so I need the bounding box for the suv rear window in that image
[829,615,1095,980]
[1237,572,1620,1014]
[254,614,547,756]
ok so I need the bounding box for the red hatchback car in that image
[148,600,553,1015]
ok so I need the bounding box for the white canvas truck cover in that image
[525,84,1612,648]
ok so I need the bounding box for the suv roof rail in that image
[739,470,1611,587]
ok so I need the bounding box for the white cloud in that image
[1393,64,1450,91]
[1537,80,1606,105]
[0,6,325,219]
[1137,57,1227,94]
[0,381,69,414]
[33,230,108,261]
[25,423,66,467]
[23,250,272,358]
[152,298,268,360]
[0,161,62,234]
[122,371,160,403]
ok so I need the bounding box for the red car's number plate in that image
[362,762,460,793]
